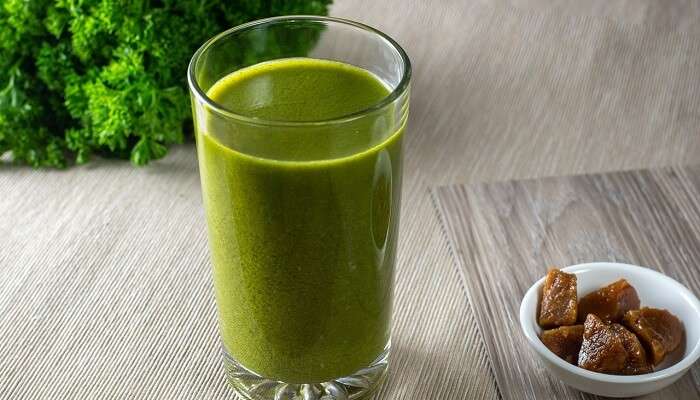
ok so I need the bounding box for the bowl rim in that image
[519,261,700,384]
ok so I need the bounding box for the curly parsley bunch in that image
[0,0,331,167]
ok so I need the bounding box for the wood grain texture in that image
[503,0,700,34]
[2,0,700,399]
[434,165,700,399]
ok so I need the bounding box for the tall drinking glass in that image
[187,16,410,400]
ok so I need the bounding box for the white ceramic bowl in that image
[520,262,700,398]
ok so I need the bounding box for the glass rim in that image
[187,15,411,127]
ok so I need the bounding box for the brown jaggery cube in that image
[610,323,652,375]
[577,279,640,323]
[578,314,627,373]
[539,268,577,328]
[623,307,684,365]
[540,325,584,364]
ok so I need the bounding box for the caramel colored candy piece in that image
[623,307,684,365]
[577,279,640,323]
[578,314,627,373]
[539,269,577,328]
[540,325,584,364]
[610,324,652,375]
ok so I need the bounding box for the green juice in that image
[196,58,404,383]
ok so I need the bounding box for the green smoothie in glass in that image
[188,16,410,400]
[197,58,404,383]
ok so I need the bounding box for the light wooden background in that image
[434,166,700,399]
[1,1,699,399]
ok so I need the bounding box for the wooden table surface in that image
[434,166,700,399]
[2,1,699,399]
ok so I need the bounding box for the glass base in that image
[223,345,389,400]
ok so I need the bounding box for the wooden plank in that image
[433,165,700,399]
